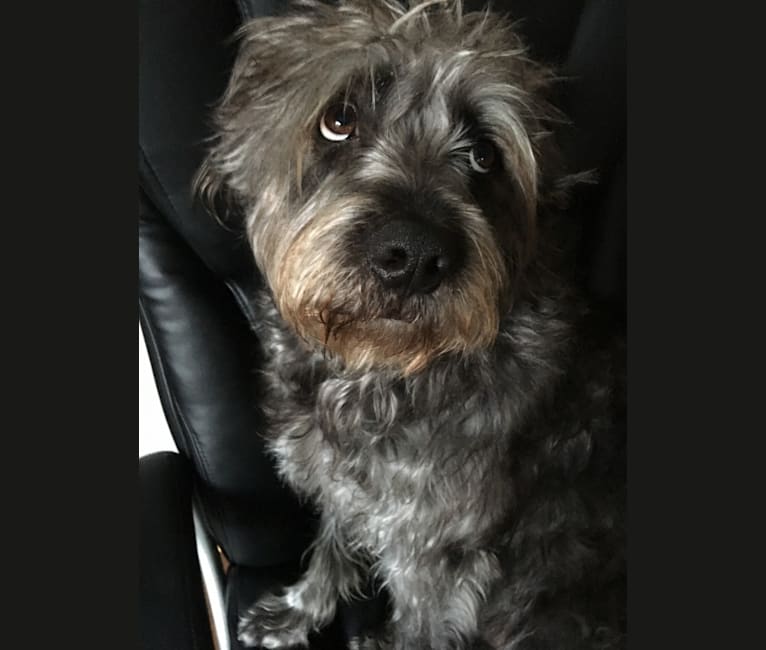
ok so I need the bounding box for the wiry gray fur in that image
[197,1,625,648]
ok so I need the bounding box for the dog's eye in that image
[469,141,496,173]
[319,103,358,141]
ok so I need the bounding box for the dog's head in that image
[198,0,565,374]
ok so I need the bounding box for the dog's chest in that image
[326,450,465,548]
[264,359,515,555]
[269,411,510,558]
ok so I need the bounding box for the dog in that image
[196,1,626,648]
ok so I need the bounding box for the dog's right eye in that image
[319,103,358,142]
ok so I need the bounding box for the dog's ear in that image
[193,12,312,222]
[192,14,292,223]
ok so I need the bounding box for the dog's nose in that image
[367,218,462,294]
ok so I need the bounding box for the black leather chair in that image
[138,1,625,648]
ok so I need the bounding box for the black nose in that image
[366,218,463,294]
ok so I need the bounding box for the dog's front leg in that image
[385,548,501,650]
[238,518,362,648]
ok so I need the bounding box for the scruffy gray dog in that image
[197,1,625,648]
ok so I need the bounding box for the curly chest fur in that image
[266,381,515,559]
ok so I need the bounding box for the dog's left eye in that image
[319,103,358,142]
[469,141,496,173]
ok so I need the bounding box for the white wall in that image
[139,323,177,457]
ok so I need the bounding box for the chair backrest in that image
[138,0,625,570]
[139,0,317,569]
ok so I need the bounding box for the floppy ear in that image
[193,14,301,220]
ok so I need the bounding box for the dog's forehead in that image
[345,49,520,130]
[306,9,525,108]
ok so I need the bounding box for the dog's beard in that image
[279,286,502,375]
[262,199,508,375]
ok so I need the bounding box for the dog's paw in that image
[237,592,312,648]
